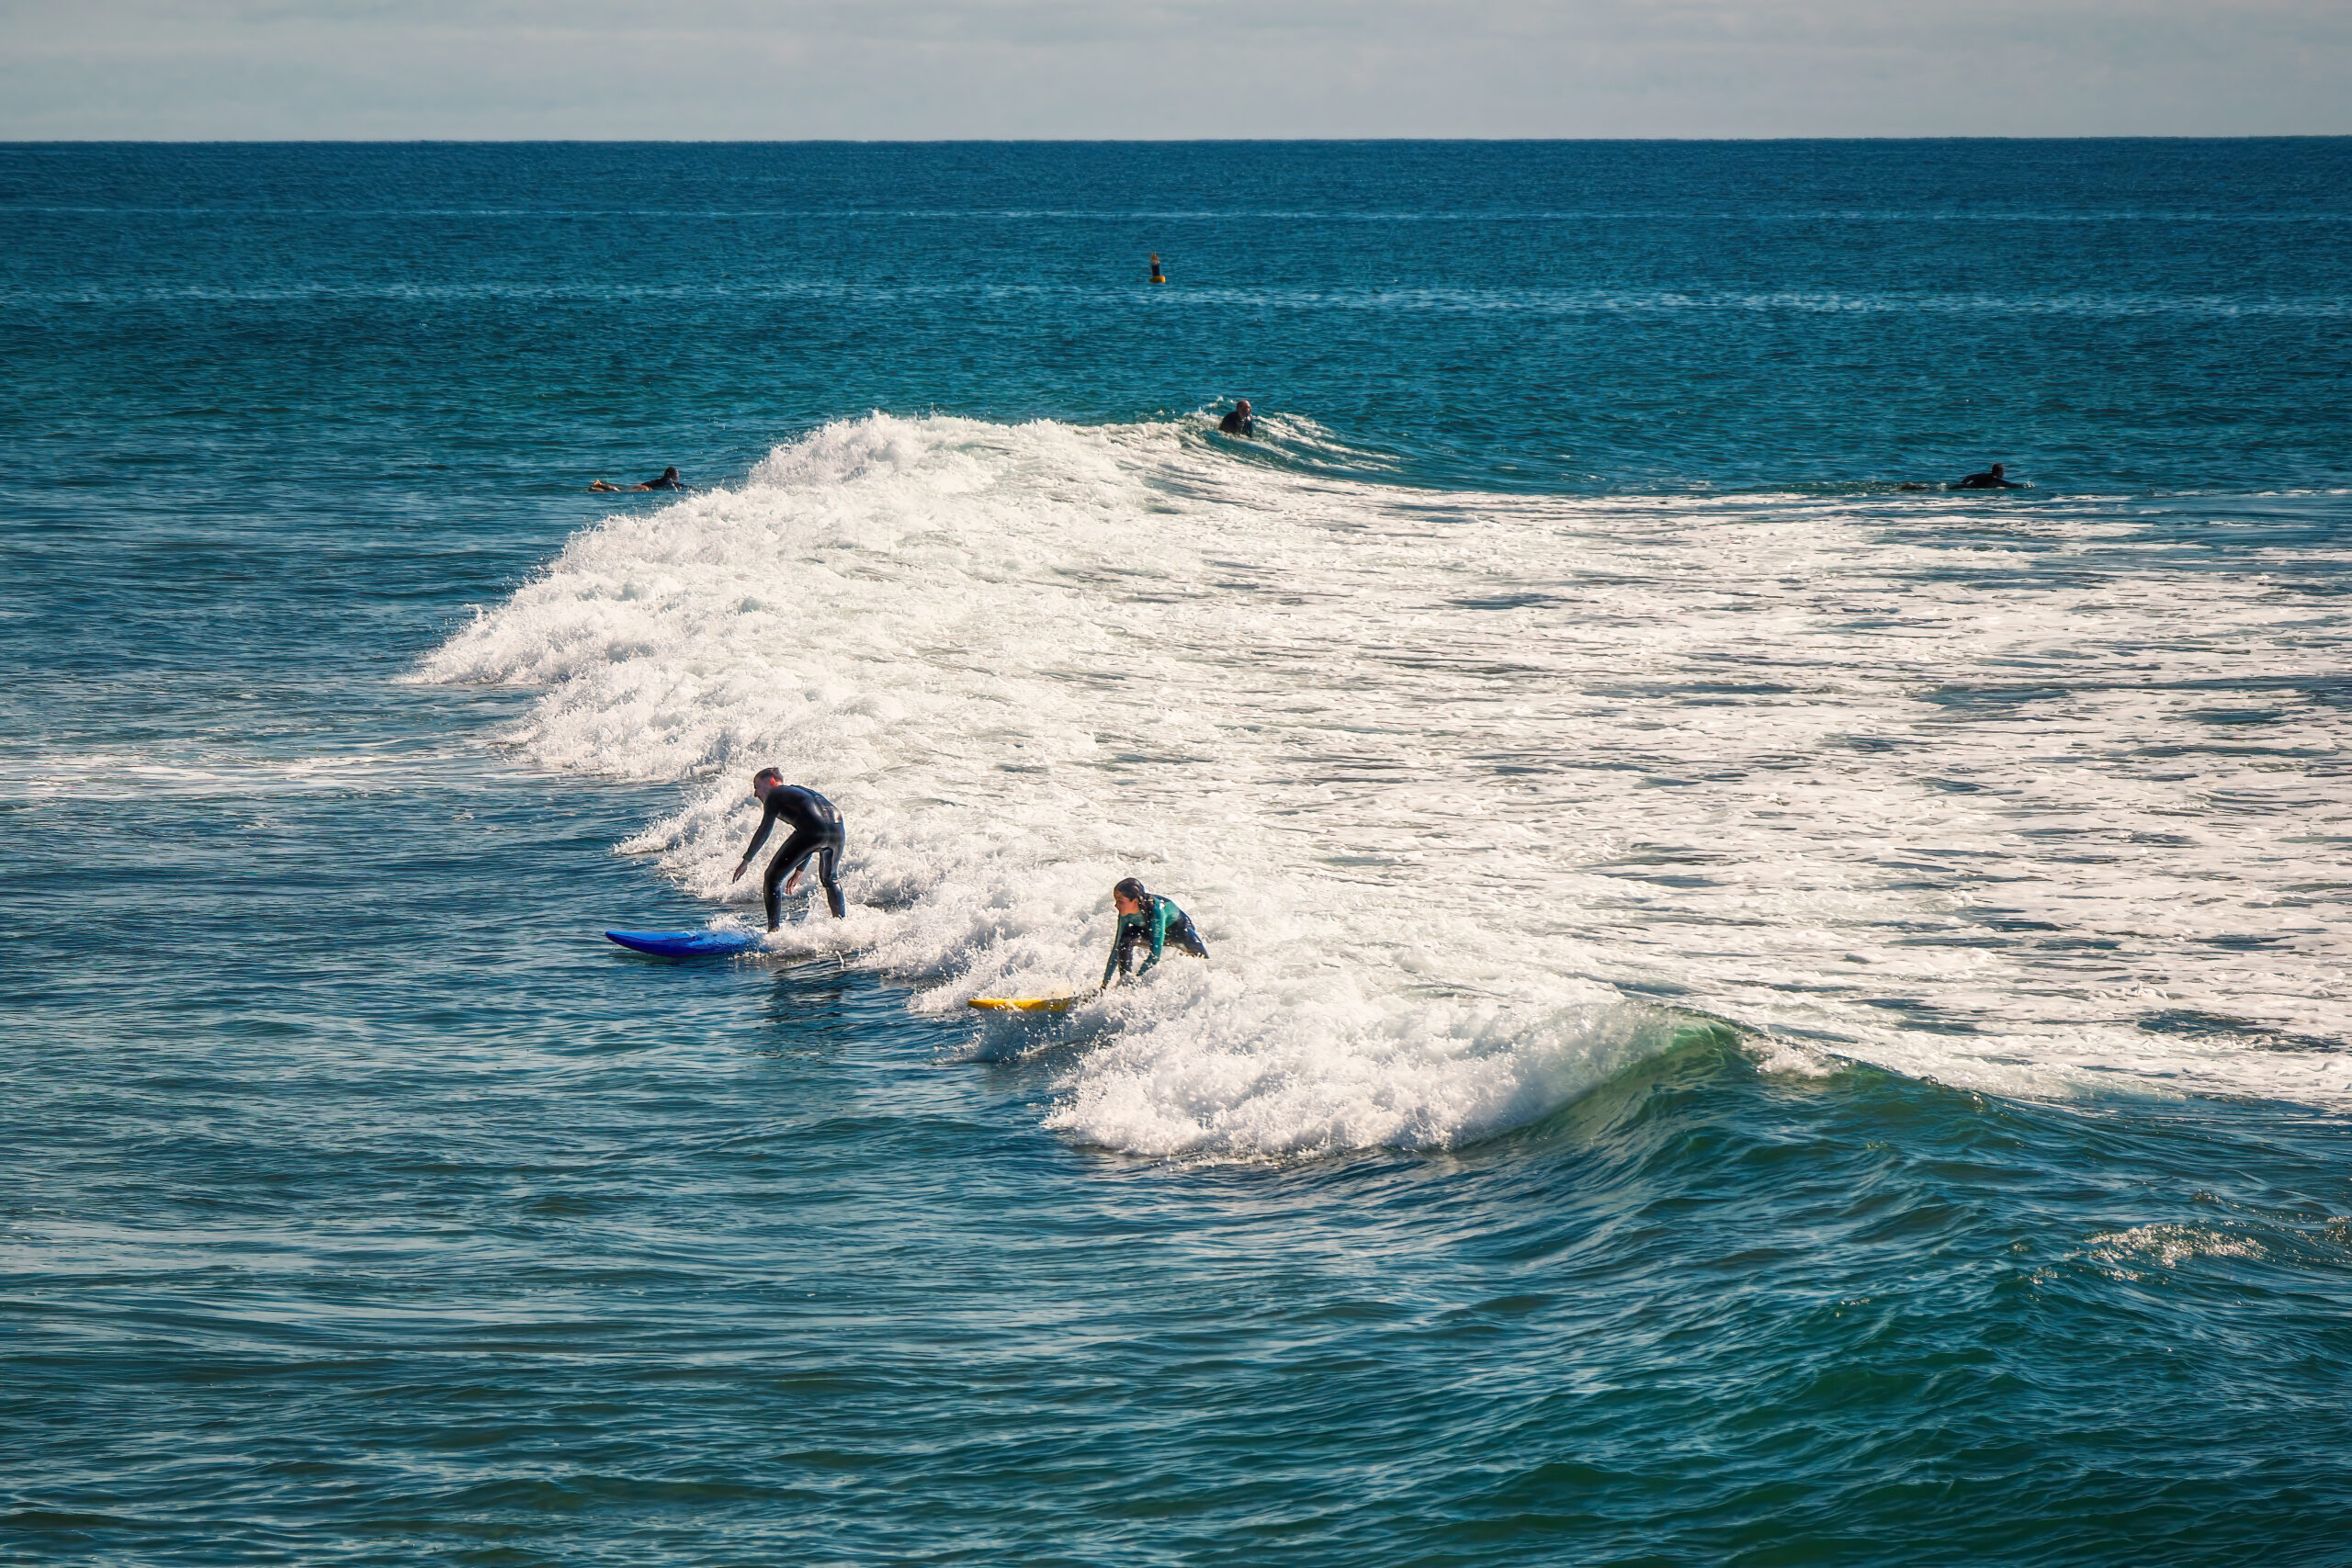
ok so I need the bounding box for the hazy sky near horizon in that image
[3,1,2346,140]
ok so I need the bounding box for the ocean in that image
[4,139,2350,1562]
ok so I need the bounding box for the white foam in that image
[0,748,471,801]
[422,413,2352,1151]
[2086,1223,2269,1277]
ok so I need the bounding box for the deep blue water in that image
[5,141,2352,1564]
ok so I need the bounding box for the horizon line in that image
[7,133,2351,147]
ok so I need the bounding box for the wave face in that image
[424,413,2352,1147]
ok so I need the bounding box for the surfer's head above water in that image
[1113,875,1148,914]
[751,766,786,799]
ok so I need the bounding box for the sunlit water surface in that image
[5,141,2350,1563]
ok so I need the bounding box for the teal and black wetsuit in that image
[1103,894,1208,986]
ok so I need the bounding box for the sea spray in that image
[424,412,2352,1137]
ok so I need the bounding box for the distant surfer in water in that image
[592,467,687,492]
[1149,253,1167,284]
[1951,462,2023,491]
[729,770,846,927]
[1218,400,1254,437]
[1102,877,1208,986]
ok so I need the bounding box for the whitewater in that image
[421,412,2352,1151]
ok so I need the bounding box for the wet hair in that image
[1114,876,1148,904]
[663,467,680,479]
[752,766,785,788]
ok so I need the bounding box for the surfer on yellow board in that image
[1149,253,1167,284]
[970,877,1207,1010]
[1103,877,1208,986]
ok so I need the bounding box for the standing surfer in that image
[1102,877,1208,986]
[729,770,847,927]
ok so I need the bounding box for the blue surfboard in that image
[605,929,764,958]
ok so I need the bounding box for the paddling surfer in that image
[1102,877,1208,986]
[592,466,688,492]
[1218,400,1254,437]
[729,770,846,927]
[1951,462,2023,491]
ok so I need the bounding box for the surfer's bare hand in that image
[729,861,749,884]
[784,869,803,895]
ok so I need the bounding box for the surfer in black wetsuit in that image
[1952,462,2022,490]
[1218,400,1254,437]
[1102,876,1208,986]
[728,770,846,927]
[592,467,687,492]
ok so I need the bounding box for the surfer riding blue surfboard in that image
[605,770,844,956]
[729,769,847,928]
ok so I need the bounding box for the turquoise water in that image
[5,141,2352,1562]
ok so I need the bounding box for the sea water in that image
[5,141,2351,1562]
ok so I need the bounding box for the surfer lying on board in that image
[1951,462,2023,490]
[1102,877,1208,986]
[1218,400,1254,437]
[729,770,846,927]
[591,467,687,492]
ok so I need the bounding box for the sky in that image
[2,0,2347,140]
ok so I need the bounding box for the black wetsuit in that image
[642,471,686,491]
[740,785,846,927]
[1103,893,1208,986]
[1218,408,1254,437]
[1953,469,2022,490]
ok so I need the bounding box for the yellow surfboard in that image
[968,995,1080,1012]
